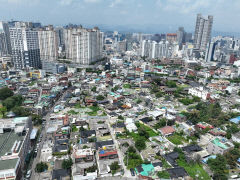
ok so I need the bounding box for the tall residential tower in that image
[194,14,213,51]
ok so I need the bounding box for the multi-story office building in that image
[9,24,41,69]
[0,21,11,55]
[64,27,103,65]
[194,14,213,51]
[38,26,58,61]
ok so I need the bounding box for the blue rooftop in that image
[202,155,216,164]
[230,116,240,124]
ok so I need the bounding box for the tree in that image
[166,80,177,88]
[96,95,105,101]
[157,171,170,179]
[91,86,97,92]
[207,154,228,179]
[110,161,120,174]
[0,87,14,100]
[224,148,240,169]
[156,91,163,98]
[138,127,149,139]
[12,106,29,117]
[0,106,7,117]
[2,97,15,110]
[135,138,146,151]
[32,114,42,125]
[62,158,73,169]
[35,162,48,173]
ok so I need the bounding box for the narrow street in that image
[30,90,69,180]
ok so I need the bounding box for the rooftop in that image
[0,158,19,171]
[0,131,24,157]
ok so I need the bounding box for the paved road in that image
[106,117,135,178]
[30,90,69,180]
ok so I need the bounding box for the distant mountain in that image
[83,23,240,37]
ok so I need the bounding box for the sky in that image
[0,0,239,33]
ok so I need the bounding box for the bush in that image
[0,87,14,100]
[62,158,73,169]
[35,162,48,173]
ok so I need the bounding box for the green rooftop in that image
[0,132,24,157]
[0,158,19,171]
[212,138,228,149]
[135,164,155,177]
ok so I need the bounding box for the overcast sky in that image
[0,0,239,33]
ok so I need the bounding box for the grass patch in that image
[177,159,211,180]
[167,133,187,145]
[136,122,159,137]
[68,110,78,115]
[123,84,131,88]
[87,106,101,116]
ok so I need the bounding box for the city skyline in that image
[0,0,240,34]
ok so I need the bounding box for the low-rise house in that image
[135,164,155,179]
[207,137,234,155]
[196,122,213,130]
[209,128,226,136]
[188,86,210,100]
[232,132,240,143]
[159,126,175,136]
[167,167,188,179]
[95,140,114,150]
[125,118,137,132]
[72,147,94,163]
[98,149,118,160]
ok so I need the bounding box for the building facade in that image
[10,26,41,69]
[38,26,58,61]
[64,27,103,65]
[194,14,213,51]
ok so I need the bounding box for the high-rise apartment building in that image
[38,25,58,61]
[0,21,11,55]
[64,27,103,65]
[10,24,41,69]
[194,14,213,51]
[141,40,171,59]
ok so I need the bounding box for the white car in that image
[26,170,32,178]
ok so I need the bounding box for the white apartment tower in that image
[194,14,213,51]
[38,26,58,61]
[10,25,41,69]
[141,40,171,59]
[64,27,103,64]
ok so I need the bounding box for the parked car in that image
[26,170,32,178]
[130,168,135,176]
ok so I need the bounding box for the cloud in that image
[109,0,122,8]
[84,0,101,3]
[59,0,74,5]
[156,0,212,14]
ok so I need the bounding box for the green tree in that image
[135,138,146,151]
[2,97,15,110]
[0,106,7,117]
[110,161,120,174]
[62,158,73,169]
[35,162,48,173]
[157,171,170,179]
[91,86,97,92]
[96,95,105,101]
[207,154,228,179]
[12,106,29,116]
[224,148,240,169]
[166,80,177,88]
[0,87,14,100]
[32,114,42,125]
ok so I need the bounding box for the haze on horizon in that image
[0,0,239,33]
